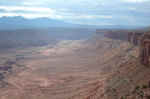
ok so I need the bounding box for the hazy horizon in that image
[0,0,150,27]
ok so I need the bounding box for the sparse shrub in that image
[112,88,116,92]
[135,85,140,90]
[139,91,144,98]
[142,84,148,89]
[146,95,150,99]
[120,96,125,99]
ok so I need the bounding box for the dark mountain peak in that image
[0,16,77,30]
[0,16,25,20]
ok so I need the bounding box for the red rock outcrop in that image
[139,33,150,65]
[128,32,150,65]
[128,32,143,45]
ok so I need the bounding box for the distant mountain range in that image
[0,16,148,30]
[0,16,81,30]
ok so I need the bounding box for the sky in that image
[0,0,150,26]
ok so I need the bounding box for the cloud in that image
[71,15,112,19]
[60,14,113,20]
[0,5,113,20]
[0,0,150,26]
[0,12,63,19]
[0,6,63,19]
[0,6,55,13]
[0,12,112,21]
[121,0,150,3]
[22,2,44,6]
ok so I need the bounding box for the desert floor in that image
[0,37,136,99]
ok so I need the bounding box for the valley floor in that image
[0,37,149,99]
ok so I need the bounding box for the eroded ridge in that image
[128,32,150,66]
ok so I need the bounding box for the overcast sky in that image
[0,0,150,26]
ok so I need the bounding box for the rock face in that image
[128,32,150,65]
[103,30,150,65]
[128,32,142,45]
[139,33,150,65]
